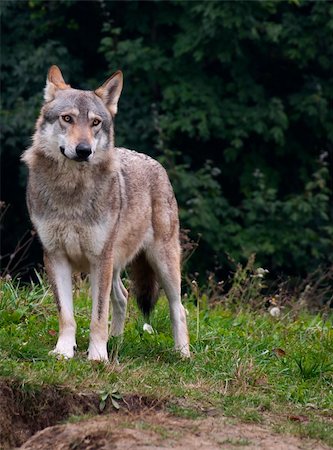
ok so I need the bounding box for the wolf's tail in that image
[130,251,159,317]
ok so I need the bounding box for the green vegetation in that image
[1,1,333,277]
[1,275,332,445]
[2,2,332,446]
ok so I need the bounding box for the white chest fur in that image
[34,216,111,269]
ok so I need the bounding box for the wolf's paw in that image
[176,345,191,359]
[49,344,76,360]
[88,342,108,362]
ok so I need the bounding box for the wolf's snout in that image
[76,143,92,160]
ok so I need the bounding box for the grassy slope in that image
[0,277,332,446]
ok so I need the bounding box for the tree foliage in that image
[1,0,332,277]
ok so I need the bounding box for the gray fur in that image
[22,66,190,361]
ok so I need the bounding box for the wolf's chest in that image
[35,217,111,266]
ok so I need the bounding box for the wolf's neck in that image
[35,150,116,191]
[27,150,120,223]
[28,150,118,211]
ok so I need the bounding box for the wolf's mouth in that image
[73,157,89,162]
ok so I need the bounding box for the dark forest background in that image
[1,0,333,282]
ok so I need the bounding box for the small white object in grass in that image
[143,323,155,334]
[269,306,281,317]
[255,267,269,278]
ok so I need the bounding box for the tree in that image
[1,0,332,278]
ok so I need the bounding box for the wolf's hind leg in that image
[109,272,128,361]
[147,243,190,357]
[110,271,128,336]
[88,258,113,361]
[44,252,76,359]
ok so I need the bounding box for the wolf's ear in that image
[95,71,123,116]
[44,65,71,102]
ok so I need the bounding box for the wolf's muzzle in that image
[75,143,92,161]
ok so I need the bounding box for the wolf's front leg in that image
[88,258,113,361]
[44,252,76,359]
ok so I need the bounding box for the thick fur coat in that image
[22,66,190,360]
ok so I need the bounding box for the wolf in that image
[22,65,190,361]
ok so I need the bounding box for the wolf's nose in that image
[76,143,92,160]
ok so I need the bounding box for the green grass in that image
[0,276,332,446]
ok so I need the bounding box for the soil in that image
[18,412,331,450]
[0,380,330,450]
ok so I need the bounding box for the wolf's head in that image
[36,66,123,164]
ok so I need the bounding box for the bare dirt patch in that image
[18,411,330,450]
[0,380,330,450]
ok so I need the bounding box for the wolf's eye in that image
[92,118,101,127]
[62,115,72,123]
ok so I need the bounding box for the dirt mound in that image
[0,380,160,449]
[19,412,329,450]
[0,380,329,450]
